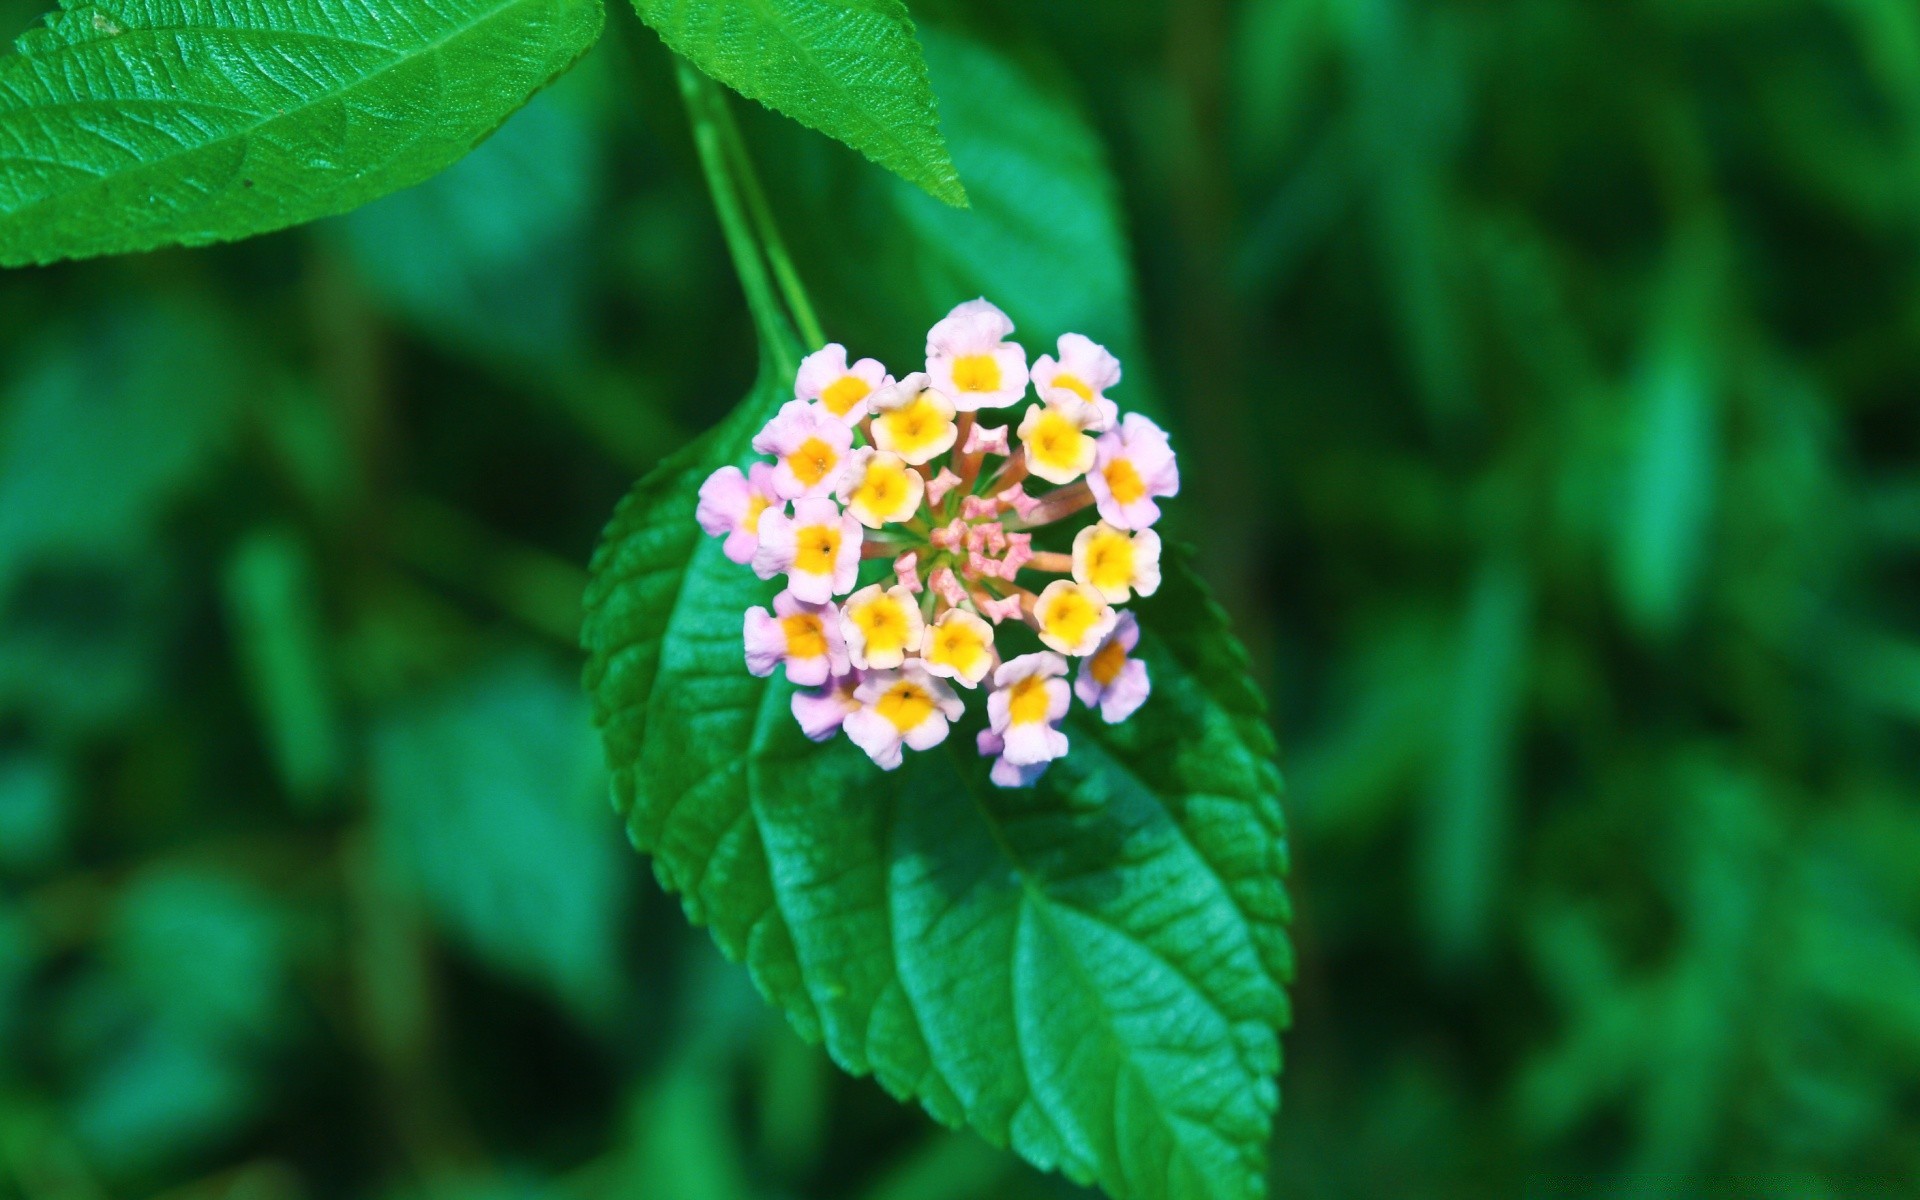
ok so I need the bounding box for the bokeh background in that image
[4,0,1920,1196]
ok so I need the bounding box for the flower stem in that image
[706,86,827,351]
[676,62,800,377]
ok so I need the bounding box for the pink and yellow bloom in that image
[796,343,889,423]
[753,497,862,603]
[792,673,863,741]
[841,583,926,671]
[837,447,925,528]
[987,652,1071,770]
[744,591,850,686]
[1017,400,1099,486]
[1032,333,1121,431]
[708,299,1174,788]
[1088,414,1180,530]
[1071,522,1161,603]
[696,462,782,565]
[1075,612,1150,723]
[753,399,855,499]
[845,665,964,769]
[1033,580,1118,657]
[926,299,1029,411]
[870,372,959,465]
[921,608,997,688]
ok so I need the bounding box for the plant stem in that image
[676,60,798,378]
[707,87,827,351]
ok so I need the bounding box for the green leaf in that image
[632,0,966,207]
[582,358,1293,1200]
[0,299,243,600]
[0,0,605,266]
[764,24,1147,392]
[371,655,632,1025]
[335,82,603,373]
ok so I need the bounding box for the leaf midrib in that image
[944,742,1242,1200]
[0,0,562,225]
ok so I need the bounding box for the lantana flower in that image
[1017,399,1098,485]
[754,399,855,499]
[870,373,959,465]
[1071,522,1161,603]
[1033,580,1118,657]
[744,591,849,686]
[1032,333,1121,431]
[987,652,1071,769]
[695,298,1181,785]
[921,608,997,688]
[844,665,964,769]
[796,343,889,423]
[1089,414,1180,530]
[841,583,926,671]
[696,462,782,565]
[838,447,925,528]
[753,497,861,603]
[1075,612,1150,723]
[926,299,1029,411]
[792,673,862,741]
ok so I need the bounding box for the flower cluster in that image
[697,299,1177,787]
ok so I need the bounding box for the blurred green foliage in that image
[1,0,1918,1197]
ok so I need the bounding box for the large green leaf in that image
[0,0,604,266]
[582,357,1293,1200]
[632,0,966,207]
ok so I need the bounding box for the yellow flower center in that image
[852,595,913,657]
[787,437,839,488]
[950,353,1002,394]
[1084,529,1135,592]
[1090,637,1129,687]
[1007,674,1052,725]
[820,375,872,416]
[929,618,990,675]
[877,394,953,456]
[793,524,842,575]
[743,492,770,532]
[1104,457,1147,505]
[1051,372,1093,402]
[853,460,910,517]
[1029,410,1085,469]
[781,613,828,659]
[877,681,936,733]
[1041,587,1102,649]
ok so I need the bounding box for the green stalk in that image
[707,87,827,351]
[676,61,799,378]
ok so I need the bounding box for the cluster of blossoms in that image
[696,299,1178,787]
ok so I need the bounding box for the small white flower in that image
[752,498,862,603]
[1031,333,1121,431]
[1032,579,1118,657]
[1071,522,1161,603]
[792,672,863,741]
[696,463,783,565]
[986,652,1071,768]
[840,583,927,670]
[870,372,959,465]
[1075,613,1150,723]
[1088,413,1179,530]
[743,591,850,686]
[836,447,925,528]
[1016,401,1098,485]
[920,608,997,688]
[844,665,963,769]
[796,343,889,423]
[753,399,855,500]
[926,298,1029,411]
